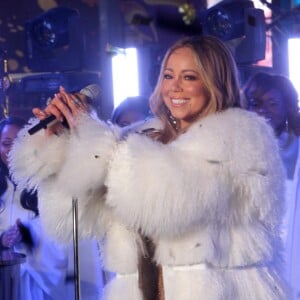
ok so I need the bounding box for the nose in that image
[170,78,183,92]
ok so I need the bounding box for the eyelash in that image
[185,75,197,81]
[163,74,172,80]
[163,73,197,81]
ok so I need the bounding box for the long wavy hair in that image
[0,116,39,216]
[149,35,241,143]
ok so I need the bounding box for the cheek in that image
[269,106,284,118]
[161,82,170,96]
[161,86,172,107]
[192,87,208,107]
[186,81,206,97]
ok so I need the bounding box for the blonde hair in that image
[149,35,241,143]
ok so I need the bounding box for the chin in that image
[171,111,189,119]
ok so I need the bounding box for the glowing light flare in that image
[111,48,140,109]
[288,38,300,106]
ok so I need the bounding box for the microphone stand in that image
[0,49,9,118]
[72,198,81,300]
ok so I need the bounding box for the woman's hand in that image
[32,86,90,135]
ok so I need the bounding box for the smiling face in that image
[248,88,287,135]
[0,124,21,166]
[161,47,208,130]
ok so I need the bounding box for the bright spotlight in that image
[288,38,300,104]
[111,48,140,109]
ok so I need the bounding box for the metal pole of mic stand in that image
[72,198,81,300]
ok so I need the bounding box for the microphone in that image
[28,84,101,135]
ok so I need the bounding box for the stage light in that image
[288,38,300,105]
[201,1,254,41]
[111,47,140,109]
[25,7,84,72]
[200,0,266,64]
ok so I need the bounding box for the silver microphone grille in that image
[79,84,101,101]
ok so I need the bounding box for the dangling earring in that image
[285,119,289,132]
[166,108,179,131]
[169,113,179,131]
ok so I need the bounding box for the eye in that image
[184,74,197,81]
[163,73,173,80]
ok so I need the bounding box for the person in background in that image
[9,36,290,299]
[110,95,151,127]
[243,71,300,299]
[0,116,67,299]
[0,115,105,300]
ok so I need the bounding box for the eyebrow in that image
[182,69,199,73]
[164,67,199,74]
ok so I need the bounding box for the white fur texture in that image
[102,273,142,300]
[102,221,139,273]
[105,109,285,266]
[9,109,288,299]
[162,265,289,300]
[9,116,117,243]
[9,118,67,191]
[57,115,118,199]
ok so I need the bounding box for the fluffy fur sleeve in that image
[105,108,285,241]
[55,114,118,199]
[37,115,119,242]
[9,115,119,242]
[9,118,68,191]
[227,110,285,229]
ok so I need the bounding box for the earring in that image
[285,119,289,132]
[167,109,179,131]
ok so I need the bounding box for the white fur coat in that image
[9,108,290,299]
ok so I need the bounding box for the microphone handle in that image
[27,83,100,135]
[28,115,56,135]
[28,115,70,135]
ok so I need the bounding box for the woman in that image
[0,116,67,299]
[243,72,300,299]
[9,36,290,299]
[110,95,151,127]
